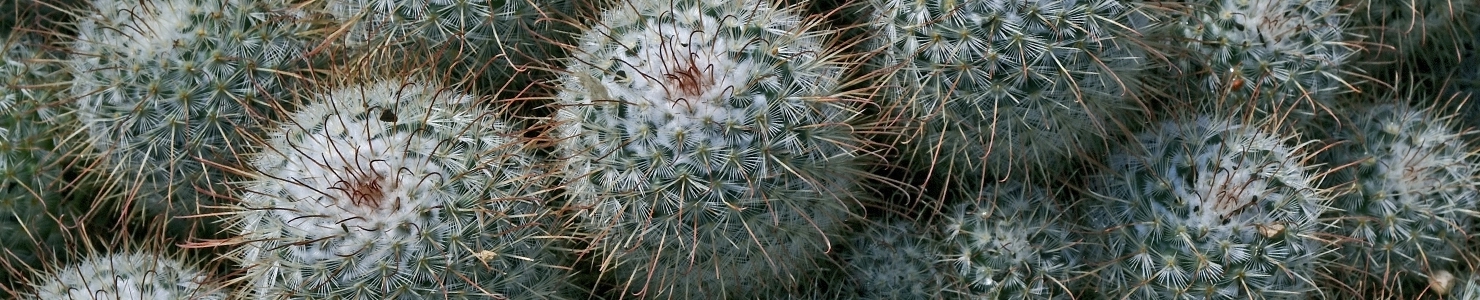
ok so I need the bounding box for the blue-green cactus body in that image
[553,0,866,297]
[67,0,311,236]
[868,0,1149,184]
[1321,104,1479,293]
[1086,116,1330,299]
[231,78,568,299]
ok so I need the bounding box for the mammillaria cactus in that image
[230,78,569,299]
[941,182,1081,299]
[1085,115,1331,299]
[552,0,867,296]
[0,32,82,287]
[1320,103,1479,295]
[1344,0,1478,77]
[27,251,225,300]
[1175,0,1353,116]
[868,0,1149,185]
[837,219,948,299]
[325,0,573,94]
[67,0,311,237]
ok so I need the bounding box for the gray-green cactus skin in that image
[552,0,867,297]
[27,252,225,300]
[1174,0,1353,117]
[1086,116,1331,299]
[868,0,1149,185]
[941,182,1081,299]
[67,0,312,238]
[325,0,574,96]
[837,219,948,300]
[230,78,569,299]
[1320,104,1479,294]
[0,32,90,288]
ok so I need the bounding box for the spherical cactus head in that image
[837,218,948,299]
[868,0,1151,185]
[67,0,312,239]
[1086,115,1331,299]
[230,76,570,299]
[1320,103,1480,294]
[942,182,1081,299]
[552,0,867,297]
[27,251,225,300]
[1176,0,1353,118]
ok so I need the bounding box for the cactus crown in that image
[28,252,224,300]
[1087,116,1330,299]
[1322,103,1480,287]
[231,77,565,299]
[868,0,1147,183]
[554,0,865,296]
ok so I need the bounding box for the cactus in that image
[836,219,948,299]
[1174,0,1354,117]
[1319,103,1479,295]
[0,32,88,287]
[867,0,1150,185]
[1344,0,1478,85]
[1085,115,1331,299]
[551,0,867,297]
[941,182,1081,299]
[27,251,225,300]
[230,77,569,299]
[325,0,573,95]
[66,0,313,238]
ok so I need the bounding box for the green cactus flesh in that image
[553,0,866,297]
[1086,116,1330,299]
[868,0,1148,183]
[231,78,568,299]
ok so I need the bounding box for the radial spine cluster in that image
[231,78,567,299]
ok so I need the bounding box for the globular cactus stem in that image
[1085,115,1332,299]
[230,77,569,299]
[553,0,869,297]
[66,0,312,238]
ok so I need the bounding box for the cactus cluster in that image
[552,0,866,296]
[1173,0,1353,116]
[868,0,1149,184]
[27,251,224,300]
[1085,116,1330,299]
[229,78,568,299]
[1320,104,1480,293]
[66,0,312,236]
